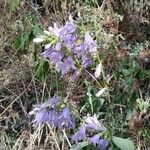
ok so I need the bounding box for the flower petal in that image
[95,88,107,98]
[33,36,45,43]
[94,63,103,78]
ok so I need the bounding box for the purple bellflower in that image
[30,97,75,130]
[42,96,60,108]
[83,32,97,53]
[59,15,78,47]
[85,115,106,132]
[60,15,77,36]
[71,125,86,143]
[32,108,55,125]
[42,48,52,59]
[53,107,75,129]
[42,42,62,59]
[73,44,83,57]
[48,23,61,37]
[90,134,109,150]
[90,134,101,146]
[34,15,97,79]
[71,69,80,80]
[58,56,76,75]
[33,108,48,124]
[82,57,93,68]
[71,115,109,149]
[63,33,78,48]
[98,139,109,150]
[74,32,96,57]
[30,96,60,125]
[48,51,64,64]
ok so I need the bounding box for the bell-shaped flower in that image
[41,96,60,108]
[48,23,61,37]
[63,34,78,48]
[85,115,106,132]
[31,105,57,125]
[53,107,75,129]
[42,42,63,65]
[73,44,83,57]
[90,134,109,150]
[98,139,109,150]
[82,32,97,53]
[82,57,93,68]
[58,56,76,75]
[60,15,77,36]
[90,134,101,146]
[30,96,60,125]
[71,125,86,143]
[71,69,80,80]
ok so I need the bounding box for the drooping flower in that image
[54,42,62,51]
[90,134,109,150]
[48,51,64,66]
[71,125,86,143]
[71,69,80,80]
[98,139,109,150]
[60,15,77,36]
[82,32,97,54]
[53,107,75,129]
[63,33,78,48]
[82,57,93,68]
[41,48,53,59]
[85,115,106,132]
[71,115,109,149]
[42,96,60,108]
[48,23,61,37]
[90,134,101,146]
[58,56,76,75]
[59,15,78,48]
[73,44,83,57]
[42,42,62,59]
[30,96,60,125]
[31,105,56,125]
[33,15,98,78]
[30,97,76,130]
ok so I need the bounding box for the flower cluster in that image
[72,115,109,150]
[33,15,97,79]
[30,96,75,129]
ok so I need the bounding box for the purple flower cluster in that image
[72,115,109,150]
[34,15,97,79]
[30,96,75,129]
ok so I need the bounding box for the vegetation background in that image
[0,0,149,150]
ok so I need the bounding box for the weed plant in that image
[0,0,149,150]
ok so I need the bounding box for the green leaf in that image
[33,25,43,36]
[35,59,49,82]
[98,98,105,108]
[14,32,30,52]
[112,136,135,150]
